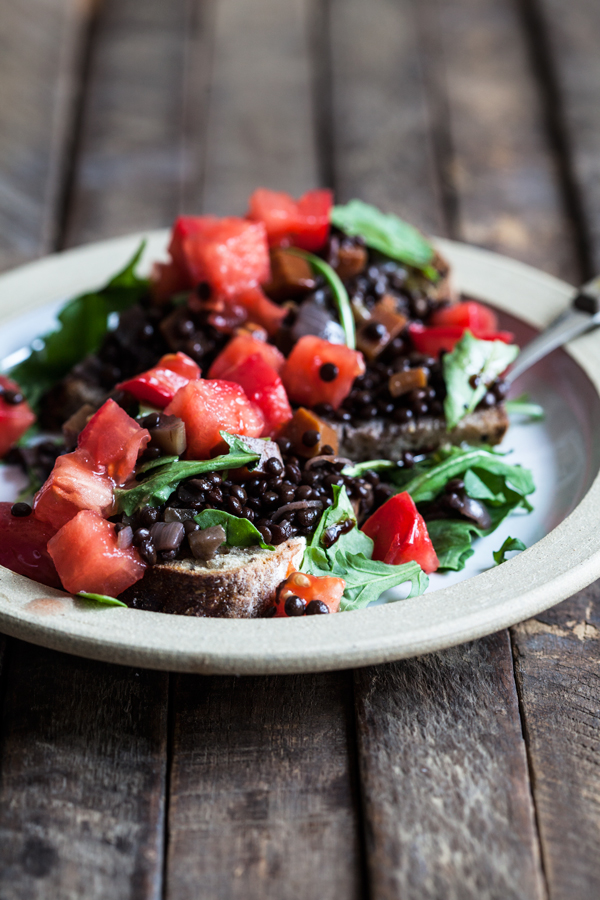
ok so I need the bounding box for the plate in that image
[1,232,599,674]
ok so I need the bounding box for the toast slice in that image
[120,537,305,618]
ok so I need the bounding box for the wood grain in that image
[417,0,578,282]
[355,633,545,900]
[0,0,87,270]
[165,672,364,900]
[0,641,167,900]
[512,585,600,899]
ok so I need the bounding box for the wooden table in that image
[1,0,599,896]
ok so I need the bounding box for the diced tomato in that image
[118,352,201,409]
[408,323,515,357]
[431,300,499,333]
[273,570,345,616]
[78,399,150,485]
[208,333,285,379]
[150,260,190,302]
[33,450,114,530]
[361,492,439,574]
[234,286,287,337]
[224,354,292,437]
[0,503,62,589]
[0,375,36,458]
[181,217,270,299]
[165,379,265,459]
[47,510,146,596]
[247,188,333,252]
[281,335,365,410]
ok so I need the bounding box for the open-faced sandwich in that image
[0,190,535,617]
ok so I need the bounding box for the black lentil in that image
[284,594,306,616]
[11,502,32,517]
[319,362,339,382]
[306,600,330,615]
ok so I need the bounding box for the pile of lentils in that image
[114,440,405,568]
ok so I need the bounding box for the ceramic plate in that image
[1,232,599,674]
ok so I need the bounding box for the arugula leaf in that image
[300,485,428,608]
[76,592,128,607]
[493,536,526,565]
[6,241,149,410]
[194,509,274,550]
[443,331,519,430]
[342,459,400,479]
[135,455,179,476]
[287,249,356,349]
[505,398,545,420]
[401,446,534,504]
[114,448,259,515]
[426,520,479,571]
[330,199,435,272]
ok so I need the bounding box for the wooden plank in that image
[201,0,319,215]
[512,585,600,898]
[355,634,546,900]
[0,641,168,900]
[329,0,445,236]
[165,672,364,900]
[0,0,86,269]
[418,0,579,282]
[64,0,198,245]
[534,0,600,275]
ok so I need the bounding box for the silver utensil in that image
[505,274,600,383]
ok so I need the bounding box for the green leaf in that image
[426,519,479,571]
[493,536,526,565]
[330,199,435,271]
[287,249,356,349]
[135,455,180,476]
[306,484,373,558]
[76,592,128,607]
[114,448,260,516]
[505,398,545,421]
[6,241,149,410]
[194,509,274,550]
[443,331,519,430]
[341,459,400,479]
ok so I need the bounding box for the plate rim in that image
[1,230,599,675]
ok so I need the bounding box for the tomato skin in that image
[150,260,190,302]
[164,379,265,459]
[234,286,287,336]
[78,399,150,485]
[408,323,514,357]
[273,570,345,616]
[361,492,439,573]
[282,335,366,410]
[118,353,201,409]
[224,354,292,437]
[183,217,271,299]
[208,333,285,379]
[0,503,62,589]
[431,300,499,333]
[33,450,115,530]
[0,375,36,458]
[47,510,146,596]
[247,188,333,251]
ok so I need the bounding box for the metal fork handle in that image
[505,275,600,384]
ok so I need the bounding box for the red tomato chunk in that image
[282,335,365,410]
[233,286,287,337]
[224,354,292,437]
[165,379,264,459]
[361,492,439,574]
[430,300,499,334]
[118,352,201,409]
[0,503,62,589]
[273,570,345,616]
[33,450,114,531]
[208,333,285,379]
[0,375,36,458]
[247,188,333,252]
[78,399,150,485]
[409,323,514,357]
[47,510,146,596]
[184,217,270,299]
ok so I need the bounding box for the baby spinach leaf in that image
[76,592,128,607]
[493,536,526,565]
[287,248,356,349]
[331,199,436,272]
[443,331,519,430]
[114,448,260,515]
[6,241,149,410]
[194,509,274,550]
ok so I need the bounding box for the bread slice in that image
[120,537,306,618]
[328,405,509,462]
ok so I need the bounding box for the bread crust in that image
[120,537,305,618]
